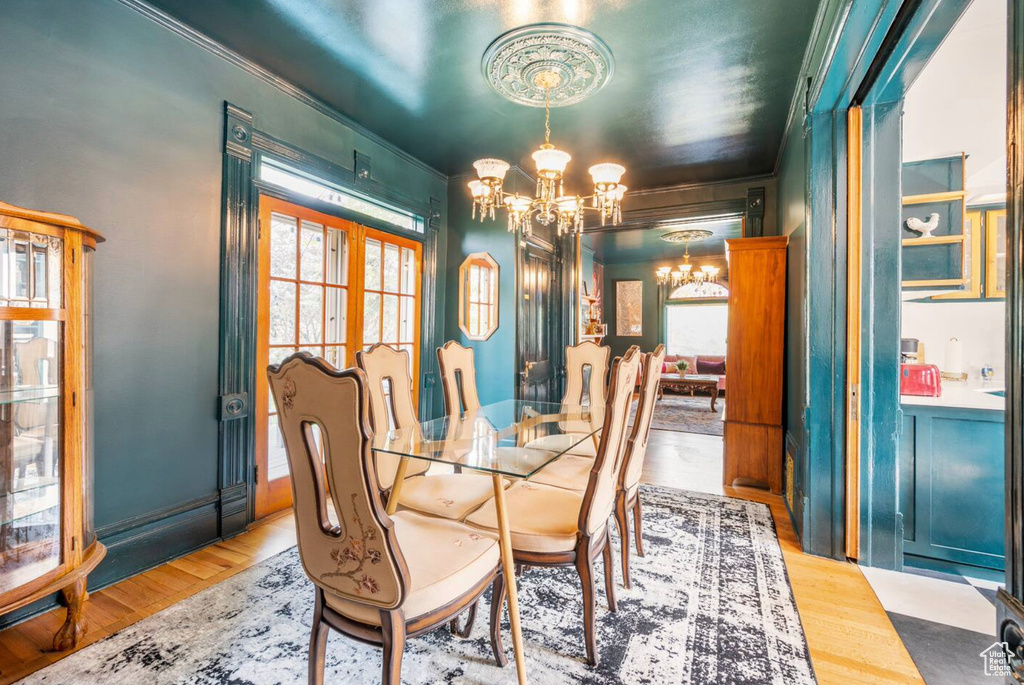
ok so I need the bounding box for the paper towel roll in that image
[945,337,964,374]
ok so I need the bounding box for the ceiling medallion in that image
[482,23,615,108]
[660,229,715,244]
[655,229,719,288]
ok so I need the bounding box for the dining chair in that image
[614,344,665,588]
[267,353,507,685]
[465,346,642,667]
[436,340,481,414]
[357,344,505,637]
[522,340,611,458]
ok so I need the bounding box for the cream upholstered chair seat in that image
[395,472,498,520]
[529,454,594,493]
[324,511,499,626]
[465,481,587,554]
[522,432,598,458]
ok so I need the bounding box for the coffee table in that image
[658,373,720,412]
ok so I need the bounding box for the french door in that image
[255,196,422,518]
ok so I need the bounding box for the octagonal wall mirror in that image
[459,252,499,340]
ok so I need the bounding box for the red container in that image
[900,363,942,397]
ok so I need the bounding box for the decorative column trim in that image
[218,102,257,538]
[419,198,442,418]
[745,187,766,237]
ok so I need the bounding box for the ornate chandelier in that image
[467,73,627,236]
[655,229,719,287]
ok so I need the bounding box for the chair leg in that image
[379,610,406,685]
[489,572,509,668]
[602,534,618,613]
[614,493,632,589]
[575,543,600,667]
[449,600,477,638]
[309,588,329,685]
[632,496,645,557]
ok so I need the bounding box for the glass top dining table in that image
[370,399,604,479]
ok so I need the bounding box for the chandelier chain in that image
[544,87,551,145]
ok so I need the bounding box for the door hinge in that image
[895,407,904,436]
[849,383,859,422]
[254,463,260,483]
[257,217,262,240]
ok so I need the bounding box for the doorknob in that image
[519,361,537,381]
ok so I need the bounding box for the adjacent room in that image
[0,1,1020,684]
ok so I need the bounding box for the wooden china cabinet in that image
[0,201,105,650]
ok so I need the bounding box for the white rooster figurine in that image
[906,213,940,238]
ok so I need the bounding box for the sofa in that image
[662,354,726,392]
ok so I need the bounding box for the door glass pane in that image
[401,247,416,295]
[13,236,30,302]
[324,345,345,368]
[382,294,398,343]
[269,281,296,345]
[299,284,323,344]
[383,244,400,293]
[267,347,296,414]
[363,292,381,344]
[267,421,289,482]
[300,222,324,282]
[400,296,413,342]
[365,240,382,290]
[325,287,347,344]
[469,265,480,301]
[469,303,479,336]
[31,239,47,306]
[0,320,62,594]
[401,344,414,375]
[326,228,348,285]
[270,213,297,279]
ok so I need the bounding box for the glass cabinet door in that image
[0,229,64,595]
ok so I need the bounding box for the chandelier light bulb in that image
[467,180,488,199]
[589,163,625,188]
[532,145,572,180]
[473,158,510,185]
[679,263,692,273]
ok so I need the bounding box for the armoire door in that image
[517,241,556,403]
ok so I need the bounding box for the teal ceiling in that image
[583,218,742,264]
[148,0,821,188]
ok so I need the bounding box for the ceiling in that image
[149,0,821,189]
[583,217,742,264]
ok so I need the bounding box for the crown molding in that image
[773,0,856,175]
[114,0,447,182]
[628,173,776,198]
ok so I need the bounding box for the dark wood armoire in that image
[723,236,788,493]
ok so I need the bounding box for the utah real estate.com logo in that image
[980,641,1014,677]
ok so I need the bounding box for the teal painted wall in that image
[602,262,663,358]
[0,0,448,602]
[777,113,808,537]
[443,182,518,407]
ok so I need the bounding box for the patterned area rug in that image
[24,486,815,685]
[633,394,726,436]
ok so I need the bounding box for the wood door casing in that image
[517,241,556,403]
[255,196,423,519]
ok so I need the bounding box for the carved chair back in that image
[562,341,610,429]
[620,345,666,494]
[437,341,482,414]
[355,344,430,490]
[268,354,409,613]
[579,346,642,537]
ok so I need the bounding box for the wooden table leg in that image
[492,474,527,685]
[710,387,719,413]
[385,457,411,516]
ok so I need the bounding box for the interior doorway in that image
[254,196,422,518]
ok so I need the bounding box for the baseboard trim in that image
[0,495,221,631]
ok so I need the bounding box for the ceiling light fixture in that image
[470,24,625,236]
[654,229,719,287]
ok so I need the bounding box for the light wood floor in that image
[0,431,923,684]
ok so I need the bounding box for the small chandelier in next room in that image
[655,229,719,287]
[469,24,626,236]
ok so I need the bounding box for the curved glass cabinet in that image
[0,201,104,650]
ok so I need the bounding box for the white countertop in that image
[901,382,1005,411]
